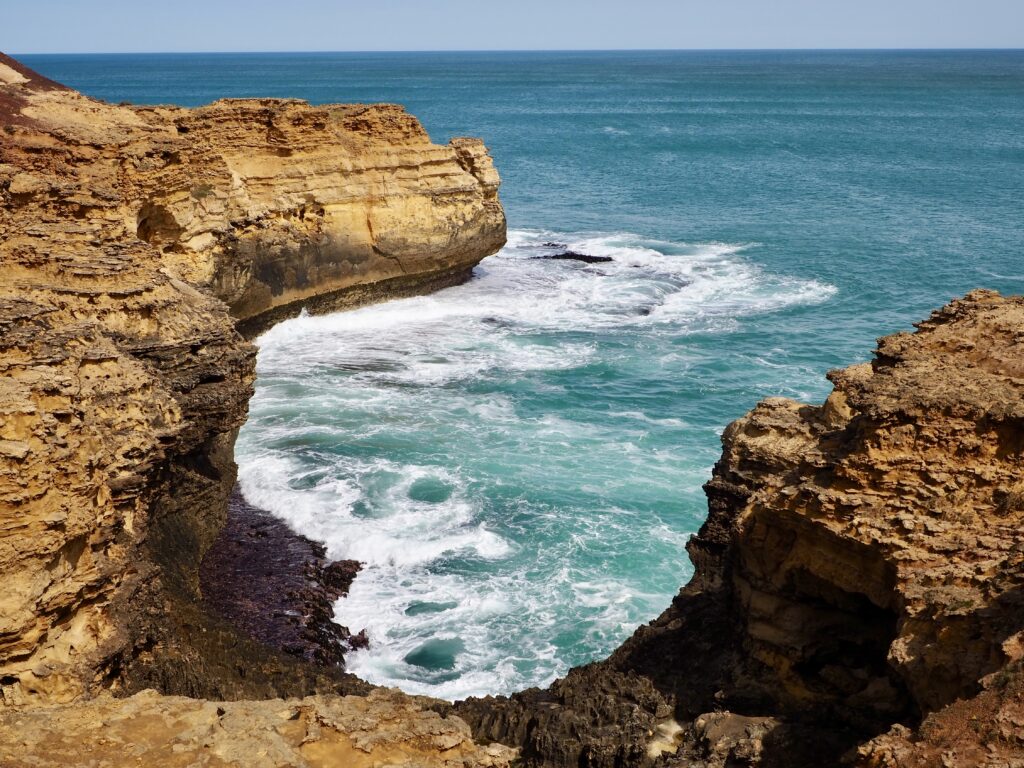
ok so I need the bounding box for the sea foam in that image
[236,231,836,699]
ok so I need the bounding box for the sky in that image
[3,0,1023,54]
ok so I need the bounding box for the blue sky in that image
[4,0,1023,54]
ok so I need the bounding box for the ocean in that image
[23,50,1024,699]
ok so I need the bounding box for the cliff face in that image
[711,290,1024,722]
[0,52,504,709]
[139,100,503,334]
[460,290,1024,767]
[0,55,503,336]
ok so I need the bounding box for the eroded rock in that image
[4,48,1024,768]
[459,290,1024,767]
[533,250,614,264]
[0,688,517,767]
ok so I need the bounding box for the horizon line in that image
[11,46,1024,57]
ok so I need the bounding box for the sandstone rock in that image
[4,49,1024,768]
[0,688,517,767]
[689,712,781,767]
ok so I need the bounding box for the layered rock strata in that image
[459,290,1024,767]
[0,50,505,763]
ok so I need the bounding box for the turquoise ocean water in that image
[24,50,1024,699]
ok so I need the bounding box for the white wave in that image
[255,230,834,364]
[607,410,688,428]
[238,455,510,568]
[238,228,836,699]
[237,454,362,554]
[336,547,662,699]
[337,558,553,698]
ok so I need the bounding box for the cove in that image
[236,230,836,698]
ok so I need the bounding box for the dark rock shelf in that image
[199,485,363,667]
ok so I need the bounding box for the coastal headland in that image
[2,54,1023,766]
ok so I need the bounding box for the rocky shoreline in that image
[0,51,514,767]
[455,290,1024,767]
[199,485,364,668]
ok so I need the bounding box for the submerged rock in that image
[533,250,614,264]
[405,638,466,671]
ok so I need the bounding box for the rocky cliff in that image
[459,290,1024,767]
[0,53,510,764]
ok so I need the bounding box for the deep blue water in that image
[22,50,1024,698]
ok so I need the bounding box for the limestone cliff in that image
[459,290,1024,767]
[0,54,503,337]
[0,49,503,724]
